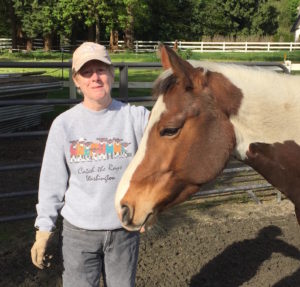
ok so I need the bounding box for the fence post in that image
[135,41,138,53]
[245,42,247,52]
[290,42,293,52]
[201,42,203,52]
[69,63,76,99]
[267,42,270,52]
[223,42,225,52]
[119,64,128,102]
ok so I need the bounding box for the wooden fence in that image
[1,38,300,53]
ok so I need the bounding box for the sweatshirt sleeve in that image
[34,118,68,231]
[130,105,150,141]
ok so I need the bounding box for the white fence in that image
[1,38,300,53]
[133,40,300,53]
[0,38,12,50]
[0,38,45,51]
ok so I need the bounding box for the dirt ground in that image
[1,195,300,287]
[136,197,300,287]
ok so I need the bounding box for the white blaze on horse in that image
[115,44,300,232]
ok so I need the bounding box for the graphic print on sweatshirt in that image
[69,137,133,183]
[69,137,132,163]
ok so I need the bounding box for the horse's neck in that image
[227,70,300,160]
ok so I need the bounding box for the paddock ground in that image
[1,193,300,287]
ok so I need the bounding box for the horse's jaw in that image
[117,179,201,231]
[120,211,157,232]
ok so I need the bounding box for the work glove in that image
[31,230,54,269]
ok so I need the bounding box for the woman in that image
[31,42,149,287]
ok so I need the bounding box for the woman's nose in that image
[91,71,101,81]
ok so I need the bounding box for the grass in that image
[1,49,300,81]
[1,49,300,62]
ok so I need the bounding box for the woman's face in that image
[73,60,114,110]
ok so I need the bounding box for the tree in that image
[252,3,279,36]
[54,0,83,48]
[189,0,208,40]
[117,0,149,49]
[13,0,59,51]
[32,0,60,51]
[144,0,196,41]
[78,0,121,48]
[80,0,106,42]
[13,0,37,50]
[273,0,300,40]
[200,0,231,38]
[200,0,279,39]
[0,0,18,48]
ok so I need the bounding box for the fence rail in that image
[1,38,300,53]
[0,61,287,222]
[181,41,300,53]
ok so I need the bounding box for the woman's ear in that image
[109,66,115,84]
[72,74,80,88]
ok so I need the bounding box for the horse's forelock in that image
[152,71,177,100]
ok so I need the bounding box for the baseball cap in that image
[72,42,112,73]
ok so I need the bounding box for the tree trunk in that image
[124,5,134,49]
[95,14,100,43]
[109,30,118,51]
[44,34,52,51]
[16,26,24,49]
[26,39,33,51]
[9,0,17,50]
[88,25,94,41]
[70,25,78,50]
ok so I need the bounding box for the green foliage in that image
[251,4,279,36]
[272,0,300,40]
[13,0,59,41]
[178,49,193,60]
[139,0,196,40]
[54,0,83,37]
[13,0,36,39]
[0,0,11,37]
[203,0,279,38]
[287,0,300,25]
[189,0,207,40]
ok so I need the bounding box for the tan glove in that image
[31,230,54,269]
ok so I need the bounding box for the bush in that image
[178,49,193,60]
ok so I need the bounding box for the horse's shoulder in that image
[245,141,300,209]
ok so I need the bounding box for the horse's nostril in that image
[121,204,132,225]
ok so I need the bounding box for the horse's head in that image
[115,44,242,231]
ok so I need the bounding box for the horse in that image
[115,44,300,232]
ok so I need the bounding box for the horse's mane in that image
[155,60,300,103]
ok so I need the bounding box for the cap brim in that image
[73,54,112,72]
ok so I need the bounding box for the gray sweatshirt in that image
[35,100,149,231]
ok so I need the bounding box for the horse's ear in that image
[160,44,194,89]
[159,43,172,70]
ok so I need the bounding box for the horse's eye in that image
[160,127,180,137]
